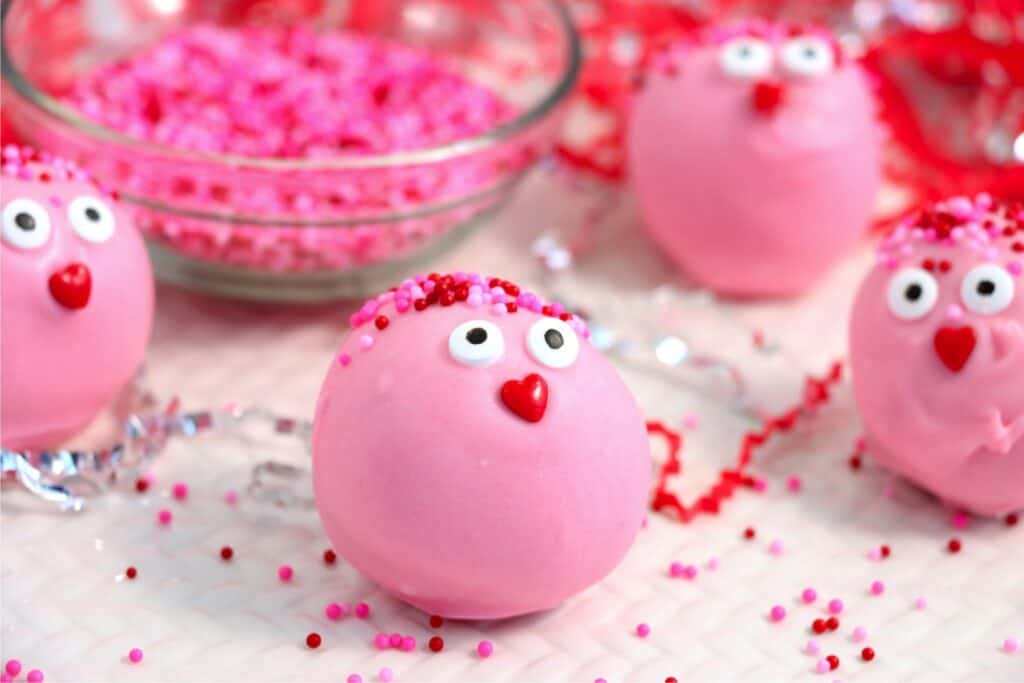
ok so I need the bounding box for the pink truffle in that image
[628,22,882,297]
[0,149,153,449]
[850,196,1024,516]
[312,273,650,619]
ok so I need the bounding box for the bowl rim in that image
[0,0,581,171]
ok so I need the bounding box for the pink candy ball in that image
[312,275,650,619]
[400,636,416,652]
[636,623,651,638]
[870,580,885,596]
[0,158,153,449]
[4,661,20,677]
[1004,638,1019,654]
[278,565,294,582]
[354,602,370,619]
[171,482,188,500]
[157,509,172,525]
[374,633,390,650]
[853,626,868,642]
[128,648,143,663]
[477,640,494,657]
[27,671,44,683]
[802,588,817,604]
[325,603,344,620]
[769,605,787,622]
[827,599,844,615]
[628,24,881,297]
[379,669,394,683]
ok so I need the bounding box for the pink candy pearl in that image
[768,539,784,555]
[827,599,844,614]
[816,659,831,674]
[477,640,494,657]
[374,633,390,650]
[355,602,370,618]
[389,634,403,648]
[337,354,352,367]
[806,639,821,655]
[278,565,294,582]
[669,561,685,577]
[348,675,362,683]
[27,671,44,683]
[400,636,416,652]
[1,673,10,683]
[769,605,787,622]
[786,476,802,492]
[325,603,344,620]
[870,580,885,595]
[1003,638,1019,653]
[853,626,868,642]
[914,597,928,610]
[128,648,144,663]
[223,490,239,505]
[157,509,172,525]
[4,661,20,677]
[636,623,651,638]
[707,556,719,570]
[171,482,188,500]
[802,588,817,604]
[379,668,394,682]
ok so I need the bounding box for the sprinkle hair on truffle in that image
[348,272,588,337]
[1,145,117,199]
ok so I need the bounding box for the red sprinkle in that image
[429,615,444,629]
[665,678,678,683]
[323,549,337,565]
[812,619,827,635]
[125,567,137,579]
[374,316,389,330]
[862,647,875,662]
[428,636,444,652]
[827,654,839,670]
[881,545,891,558]
[306,632,322,649]
[825,617,839,632]
[1006,514,1018,526]
[948,538,962,553]
[220,546,234,561]
[135,479,150,493]
[743,527,756,540]
[849,455,862,470]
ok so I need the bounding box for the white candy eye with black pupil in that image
[961,264,1014,315]
[887,267,939,320]
[527,318,580,369]
[718,37,774,79]
[780,36,835,77]
[68,196,116,243]
[2,198,52,250]
[448,320,504,367]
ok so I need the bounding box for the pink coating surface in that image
[850,198,1024,516]
[627,27,882,298]
[0,165,153,450]
[312,283,650,619]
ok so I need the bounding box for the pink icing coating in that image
[628,23,882,297]
[312,273,650,619]
[850,196,1024,516]
[1,148,153,449]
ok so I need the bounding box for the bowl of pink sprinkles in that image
[1,0,579,301]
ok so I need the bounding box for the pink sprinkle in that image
[171,482,188,500]
[802,588,818,604]
[278,565,294,582]
[157,509,172,525]
[1008,262,1022,276]
[867,547,883,561]
[5,661,20,677]
[636,623,651,638]
[359,335,374,350]
[595,679,608,683]
[682,413,700,429]
[223,490,239,505]
[950,511,970,529]
[355,602,370,618]
[389,633,403,648]
[1,673,10,683]
[753,477,768,492]
[669,561,685,577]
[400,636,416,652]
[1003,638,1019,653]
[477,640,494,657]
[768,539,784,555]
[682,565,698,579]
[128,648,144,663]
[379,668,394,682]
[707,556,720,570]
[816,659,831,674]
[914,597,928,610]
[374,633,390,650]
[770,605,787,622]
[827,599,844,615]
[786,476,802,492]
[852,626,868,642]
[870,580,885,596]
[806,639,821,655]
[348,675,362,683]
[338,354,352,367]
[27,671,43,683]
[325,603,344,620]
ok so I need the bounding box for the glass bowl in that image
[1,0,580,301]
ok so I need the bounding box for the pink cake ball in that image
[850,196,1024,516]
[1,147,153,449]
[628,21,882,297]
[312,273,650,619]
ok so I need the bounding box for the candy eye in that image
[2,198,52,250]
[448,320,505,367]
[526,318,580,369]
[961,264,1014,315]
[779,36,835,77]
[718,37,774,79]
[887,267,939,320]
[68,196,116,243]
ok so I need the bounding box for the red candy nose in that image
[500,373,548,423]
[752,80,786,116]
[48,262,92,310]
[934,326,976,372]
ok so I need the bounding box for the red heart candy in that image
[500,373,548,423]
[48,262,92,310]
[934,326,976,372]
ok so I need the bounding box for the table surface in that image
[2,171,1022,683]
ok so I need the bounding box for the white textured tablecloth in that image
[2,172,1022,682]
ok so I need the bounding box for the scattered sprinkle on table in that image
[220,546,233,561]
[477,640,494,658]
[428,636,445,653]
[323,549,337,564]
[128,648,143,663]
[306,632,322,649]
